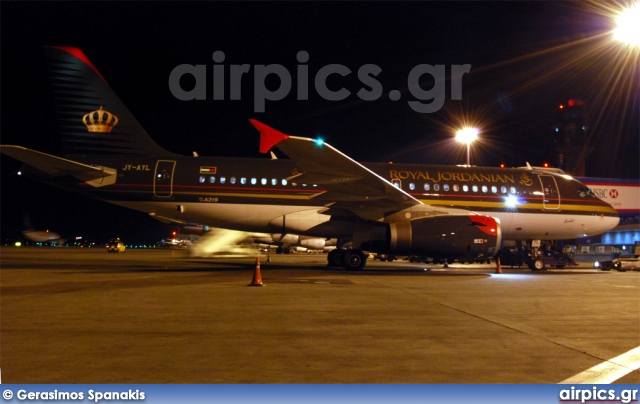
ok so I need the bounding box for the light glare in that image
[455,127,479,144]
[613,4,640,46]
[505,194,519,208]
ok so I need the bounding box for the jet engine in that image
[389,215,501,258]
[361,215,501,259]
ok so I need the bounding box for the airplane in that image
[1,47,620,270]
[21,213,66,245]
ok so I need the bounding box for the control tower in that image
[552,99,594,177]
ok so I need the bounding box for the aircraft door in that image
[538,175,560,210]
[154,160,176,198]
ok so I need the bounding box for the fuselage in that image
[55,155,619,241]
[6,46,620,271]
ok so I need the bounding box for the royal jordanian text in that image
[389,170,517,184]
[13,389,146,402]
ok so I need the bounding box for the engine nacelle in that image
[271,234,300,244]
[299,238,326,250]
[386,215,501,258]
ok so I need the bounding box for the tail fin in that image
[45,46,175,158]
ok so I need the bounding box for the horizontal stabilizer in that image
[1,145,117,187]
[148,213,187,226]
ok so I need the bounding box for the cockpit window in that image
[578,188,596,198]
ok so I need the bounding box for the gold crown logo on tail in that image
[82,106,118,133]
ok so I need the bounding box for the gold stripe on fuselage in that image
[419,198,618,214]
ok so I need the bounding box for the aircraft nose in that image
[606,213,621,231]
[599,203,620,233]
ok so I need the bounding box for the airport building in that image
[576,177,640,259]
[549,99,638,258]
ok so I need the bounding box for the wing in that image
[250,120,423,220]
[1,145,117,187]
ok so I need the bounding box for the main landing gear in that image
[328,248,367,271]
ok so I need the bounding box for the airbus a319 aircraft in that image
[1,47,620,270]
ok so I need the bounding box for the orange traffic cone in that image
[248,257,265,286]
[495,257,502,274]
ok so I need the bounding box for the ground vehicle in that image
[496,245,577,270]
[595,260,617,271]
[106,239,126,253]
[496,247,526,268]
[528,250,577,270]
[613,256,640,272]
[600,246,640,271]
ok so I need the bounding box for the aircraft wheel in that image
[343,249,366,271]
[327,249,344,267]
[532,259,546,271]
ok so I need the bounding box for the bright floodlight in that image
[455,127,479,166]
[613,3,640,46]
[455,127,479,144]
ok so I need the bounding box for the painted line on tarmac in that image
[559,345,640,384]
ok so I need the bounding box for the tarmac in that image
[1,246,638,384]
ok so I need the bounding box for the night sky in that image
[1,1,638,244]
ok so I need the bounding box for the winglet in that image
[249,119,290,154]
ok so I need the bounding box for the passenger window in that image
[482,186,488,193]
[199,176,205,183]
[261,178,267,185]
[210,177,216,184]
[272,178,277,185]
[230,177,236,184]
[501,186,507,193]
[241,178,247,185]
[443,184,450,191]
[491,186,497,193]
[472,185,478,192]
[453,184,459,192]
[281,179,288,186]
[463,185,469,192]
[434,184,440,191]
[424,184,430,191]
[510,186,516,194]
[220,177,226,184]
[251,178,257,185]
[409,183,415,190]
